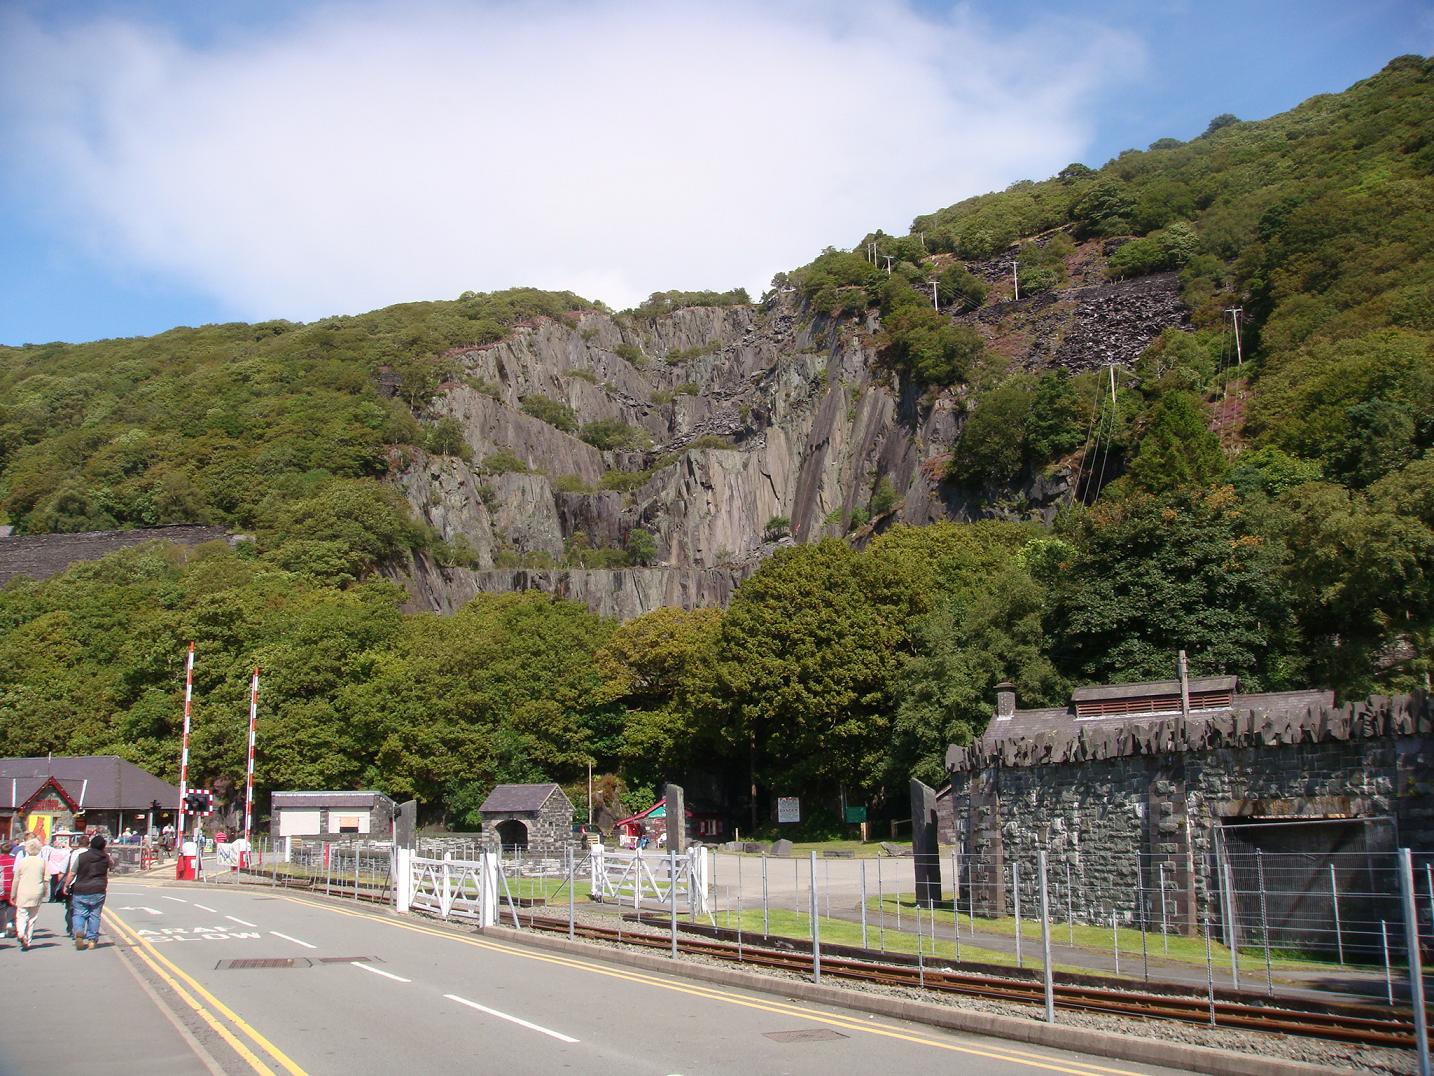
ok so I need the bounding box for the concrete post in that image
[478,850,498,929]
[664,783,686,855]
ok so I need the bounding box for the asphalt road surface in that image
[0,880,1192,1076]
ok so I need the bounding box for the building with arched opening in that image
[478,783,574,856]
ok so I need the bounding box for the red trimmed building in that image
[0,756,179,840]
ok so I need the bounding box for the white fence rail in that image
[589,845,712,918]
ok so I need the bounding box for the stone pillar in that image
[911,779,942,907]
[664,783,686,855]
[967,765,1005,917]
[395,799,418,849]
[1146,763,1196,936]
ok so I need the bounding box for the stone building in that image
[479,783,574,855]
[270,791,397,840]
[943,676,1433,946]
[1,755,179,840]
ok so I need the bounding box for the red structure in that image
[613,797,722,848]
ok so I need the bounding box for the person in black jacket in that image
[62,835,111,951]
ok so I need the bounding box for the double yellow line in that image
[107,909,307,1076]
[278,893,1149,1076]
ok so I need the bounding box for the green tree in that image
[1124,392,1227,494]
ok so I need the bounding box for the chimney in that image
[995,682,1016,719]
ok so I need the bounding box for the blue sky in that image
[0,0,1428,346]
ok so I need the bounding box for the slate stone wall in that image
[946,694,1434,930]
[482,790,575,858]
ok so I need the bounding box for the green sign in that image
[844,806,867,824]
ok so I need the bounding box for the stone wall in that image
[0,525,232,586]
[945,693,1434,929]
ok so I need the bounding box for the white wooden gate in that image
[588,846,711,916]
[398,849,508,925]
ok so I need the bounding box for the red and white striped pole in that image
[178,642,195,834]
[244,666,259,846]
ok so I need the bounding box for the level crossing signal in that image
[183,789,215,816]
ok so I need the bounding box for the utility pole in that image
[882,254,895,275]
[1225,308,1244,369]
[926,280,940,310]
[1012,261,1020,301]
[919,232,926,251]
[587,759,594,827]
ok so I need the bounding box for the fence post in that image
[1330,863,1344,965]
[1066,861,1074,947]
[1255,849,1273,996]
[761,853,769,939]
[395,847,411,913]
[1136,856,1148,982]
[567,846,575,941]
[1038,850,1055,1024]
[860,860,868,950]
[1203,910,1216,1028]
[590,842,602,901]
[1158,862,1169,955]
[1398,849,1431,1076]
[669,847,678,960]
[877,856,885,951]
[951,847,959,960]
[809,850,822,983]
[1221,858,1240,991]
[1112,911,1120,976]
[1013,860,1023,969]
[1382,920,1394,1005]
[478,850,498,929]
[354,844,360,900]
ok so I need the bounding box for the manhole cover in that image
[216,958,306,970]
[763,1029,848,1043]
[318,956,374,964]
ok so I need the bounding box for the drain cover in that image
[217,958,305,970]
[763,1029,848,1043]
[318,956,373,964]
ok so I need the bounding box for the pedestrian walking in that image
[63,835,111,950]
[44,836,70,902]
[0,841,15,940]
[10,839,46,950]
[62,838,86,938]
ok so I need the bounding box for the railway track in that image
[523,915,1427,1051]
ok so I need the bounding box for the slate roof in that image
[271,791,394,809]
[981,680,1336,748]
[479,783,565,815]
[0,756,178,810]
[1070,676,1235,702]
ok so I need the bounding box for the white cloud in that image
[0,1,1141,319]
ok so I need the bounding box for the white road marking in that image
[194,904,218,913]
[444,994,579,1043]
[160,896,188,903]
[270,931,317,950]
[225,915,258,927]
[117,906,162,915]
[353,962,411,983]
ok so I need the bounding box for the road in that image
[0,878,1191,1076]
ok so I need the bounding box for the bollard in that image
[1013,861,1023,969]
[1398,849,1431,1076]
[809,851,822,983]
[1038,851,1055,1024]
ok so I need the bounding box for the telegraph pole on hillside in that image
[883,254,895,274]
[927,280,940,310]
[1012,261,1020,301]
[1225,307,1244,369]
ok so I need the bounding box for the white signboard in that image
[777,797,800,824]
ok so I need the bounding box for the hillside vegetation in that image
[1,57,1431,827]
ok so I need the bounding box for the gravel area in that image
[516,904,1418,1075]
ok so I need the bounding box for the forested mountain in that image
[1,56,1430,828]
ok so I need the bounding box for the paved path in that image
[0,879,1191,1076]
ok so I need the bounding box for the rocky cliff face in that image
[389,258,1187,619]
